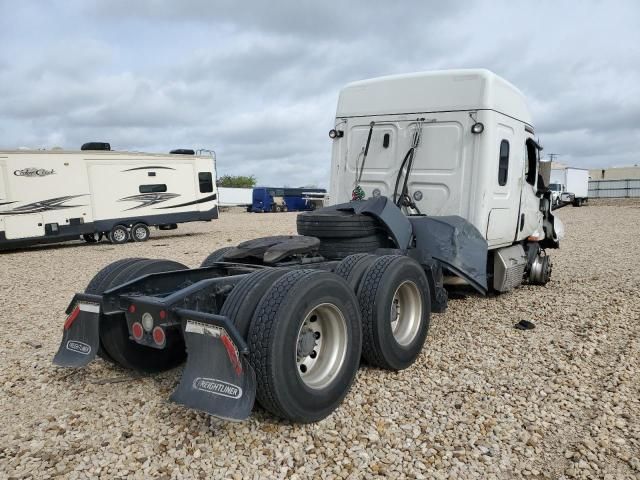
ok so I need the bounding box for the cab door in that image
[485,122,522,247]
[516,137,544,241]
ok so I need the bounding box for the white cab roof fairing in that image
[336,69,533,126]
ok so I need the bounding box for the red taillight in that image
[159,310,166,320]
[221,334,242,375]
[152,326,166,346]
[132,322,144,340]
[64,306,81,330]
[128,304,136,314]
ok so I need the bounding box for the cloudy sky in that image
[1,1,639,186]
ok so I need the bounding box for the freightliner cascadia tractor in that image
[54,70,562,423]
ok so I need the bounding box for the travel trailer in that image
[0,147,218,249]
[54,70,562,425]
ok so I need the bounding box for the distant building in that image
[589,166,640,180]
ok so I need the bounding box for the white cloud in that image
[0,0,639,184]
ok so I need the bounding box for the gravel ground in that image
[1,202,639,479]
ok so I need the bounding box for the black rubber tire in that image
[357,255,431,370]
[131,223,150,242]
[220,268,290,339]
[334,254,378,291]
[85,258,147,364]
[98,259,189,373]
[200,246,235,267]
[297,208,379,238]
[248,270,362,423]
[85,258,145,296]
[319,234,392,260]
[109,225,129,244]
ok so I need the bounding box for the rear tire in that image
[334,253,378,291]
[220,268,290,338]
[357,255,431,370]
[248,270,362,423]
[109,225,129,244]
[85,258,145,364]
[98,259,189,373]
[131,223,150,242]
[200,246,235,267]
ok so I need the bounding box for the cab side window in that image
[525,140,538,186]
[498,140,509,186]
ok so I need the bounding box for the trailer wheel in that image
[334,253,377,291]
[248,270,362,423]
[99,259,189,373]
[131,223,150,242]
[357,255,430,370]
[200,246,235,267]
[109,225,129,244]
[220,268,290,338]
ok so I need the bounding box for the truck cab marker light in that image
[132,322,144,341]
[64,306,81,330]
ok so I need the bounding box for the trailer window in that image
[139,184,167,193]
[498,140,509,186]
[198,172,213,193]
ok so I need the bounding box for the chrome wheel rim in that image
[134,227,147,240]
[113,229,127,242]
[296,303,348,390]
[390,280,422,346]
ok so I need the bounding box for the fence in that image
[588,179,640,198]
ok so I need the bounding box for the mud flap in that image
[52,294,102,368]
[170,313,256,421]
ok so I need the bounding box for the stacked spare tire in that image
[297,205,393,259]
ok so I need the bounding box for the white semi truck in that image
[549,167,589,207]
[0,145,218,248]
[54,70,562,424]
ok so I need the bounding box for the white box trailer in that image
[0,148,219,248]
[549,167,589,207]
[217,187,253,208]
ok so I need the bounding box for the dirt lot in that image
[1,201,639,479]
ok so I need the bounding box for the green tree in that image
[217,175,257,188]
